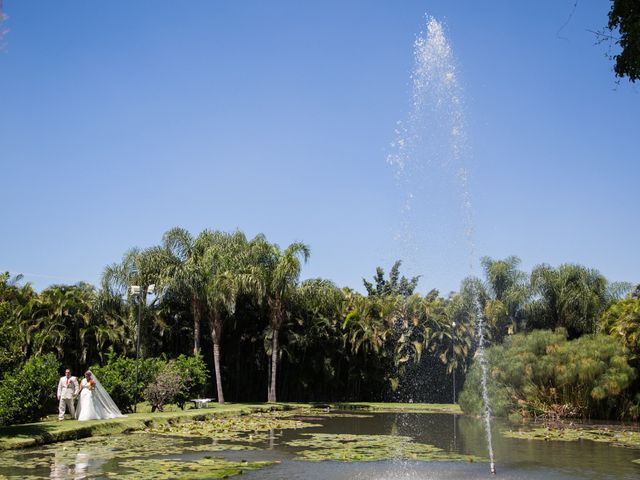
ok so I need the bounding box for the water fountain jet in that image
[388,15,496,475]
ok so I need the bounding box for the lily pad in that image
[113,457,277,479]
[148,410,322,443]
[286,433,484,463]
[503,425,640,449]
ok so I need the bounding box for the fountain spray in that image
[388,16,497,474]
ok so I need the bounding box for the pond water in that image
[0,411,638,479]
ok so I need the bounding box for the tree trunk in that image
[267,357,272,402]
[210,312,225,404]
[268,328,279,403]
[192,297,201,356]
[213,341,225,403]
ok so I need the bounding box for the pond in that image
[0,410,638,479]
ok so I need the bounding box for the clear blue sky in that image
[1,1,638,294]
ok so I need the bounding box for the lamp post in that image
[130,284,155,412]
[452,321,456,404]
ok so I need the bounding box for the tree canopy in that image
[607,0,640,82]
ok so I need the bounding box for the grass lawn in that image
[0,402,461,451]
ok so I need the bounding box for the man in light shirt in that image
[57,368,79,421]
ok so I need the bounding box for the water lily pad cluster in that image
[111,457,277,479]
[0,433,267,479]
[148,410,323,443]
[503,425,640,449]
[286,433,484,463]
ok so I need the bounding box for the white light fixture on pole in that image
[452,321,457,404]
[130,284,155,411]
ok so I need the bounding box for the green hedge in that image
[0,354,60,426]
[91,354,207,413]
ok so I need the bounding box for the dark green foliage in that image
[608,0,640,82]
[599,297,640,361]
[93,354,208,412]
[0,354,60,426]
[0,272,33,372]
[527,264,608,337]
[459,330,636,419]
[363,261,420,298]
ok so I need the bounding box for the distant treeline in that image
[1,227,639,419]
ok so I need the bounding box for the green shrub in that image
[0,354,60,426]
[92,354,207,412]
[143,368,184,412]
[459,330,636,419]
[91,354,164,413]
[142,355,208,411]
[171,354,208,408]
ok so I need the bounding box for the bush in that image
[91,353,164,413]
[143,368,184,412]
[459,330,636,419]
[171,354,208,408]
[0,354,60,426]
[92,354,207,412]
[142,355,208,411]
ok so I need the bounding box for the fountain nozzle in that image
[490,462,496,475]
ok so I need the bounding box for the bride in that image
[75,370,125,421]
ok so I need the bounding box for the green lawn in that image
[0,402,461,451]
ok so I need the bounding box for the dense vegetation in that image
[1,227,639,424]
[607,0,640,83]
[459,330,637,420]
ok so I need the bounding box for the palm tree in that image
[101,246,172,356]
[342,292,398,395]
[162,227,210,355]
[528,263,609,337]
[262,241,310,403]
[203,231,264,404]
[480,256,530,338]
[286,278,346,399]
[91,288,131,361]
[0,273,34,370]
[15,283,98,371]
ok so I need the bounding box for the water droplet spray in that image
[388,16,496,475]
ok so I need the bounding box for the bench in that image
[190,398,215,409]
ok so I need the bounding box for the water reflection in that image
[50,450,105,479]
[49,451,70,480]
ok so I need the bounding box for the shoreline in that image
[0,402,462,451]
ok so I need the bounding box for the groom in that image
[57,368,79,421]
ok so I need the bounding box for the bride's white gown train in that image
[75,373,125,421]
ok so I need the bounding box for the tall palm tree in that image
[203,231,264,403]
[162,227,211,355]
[262,241,310,403]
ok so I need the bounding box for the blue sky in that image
[1,1,638,294]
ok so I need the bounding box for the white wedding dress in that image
[75,372,125,421]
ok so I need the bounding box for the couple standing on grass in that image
[57,369,124,421]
